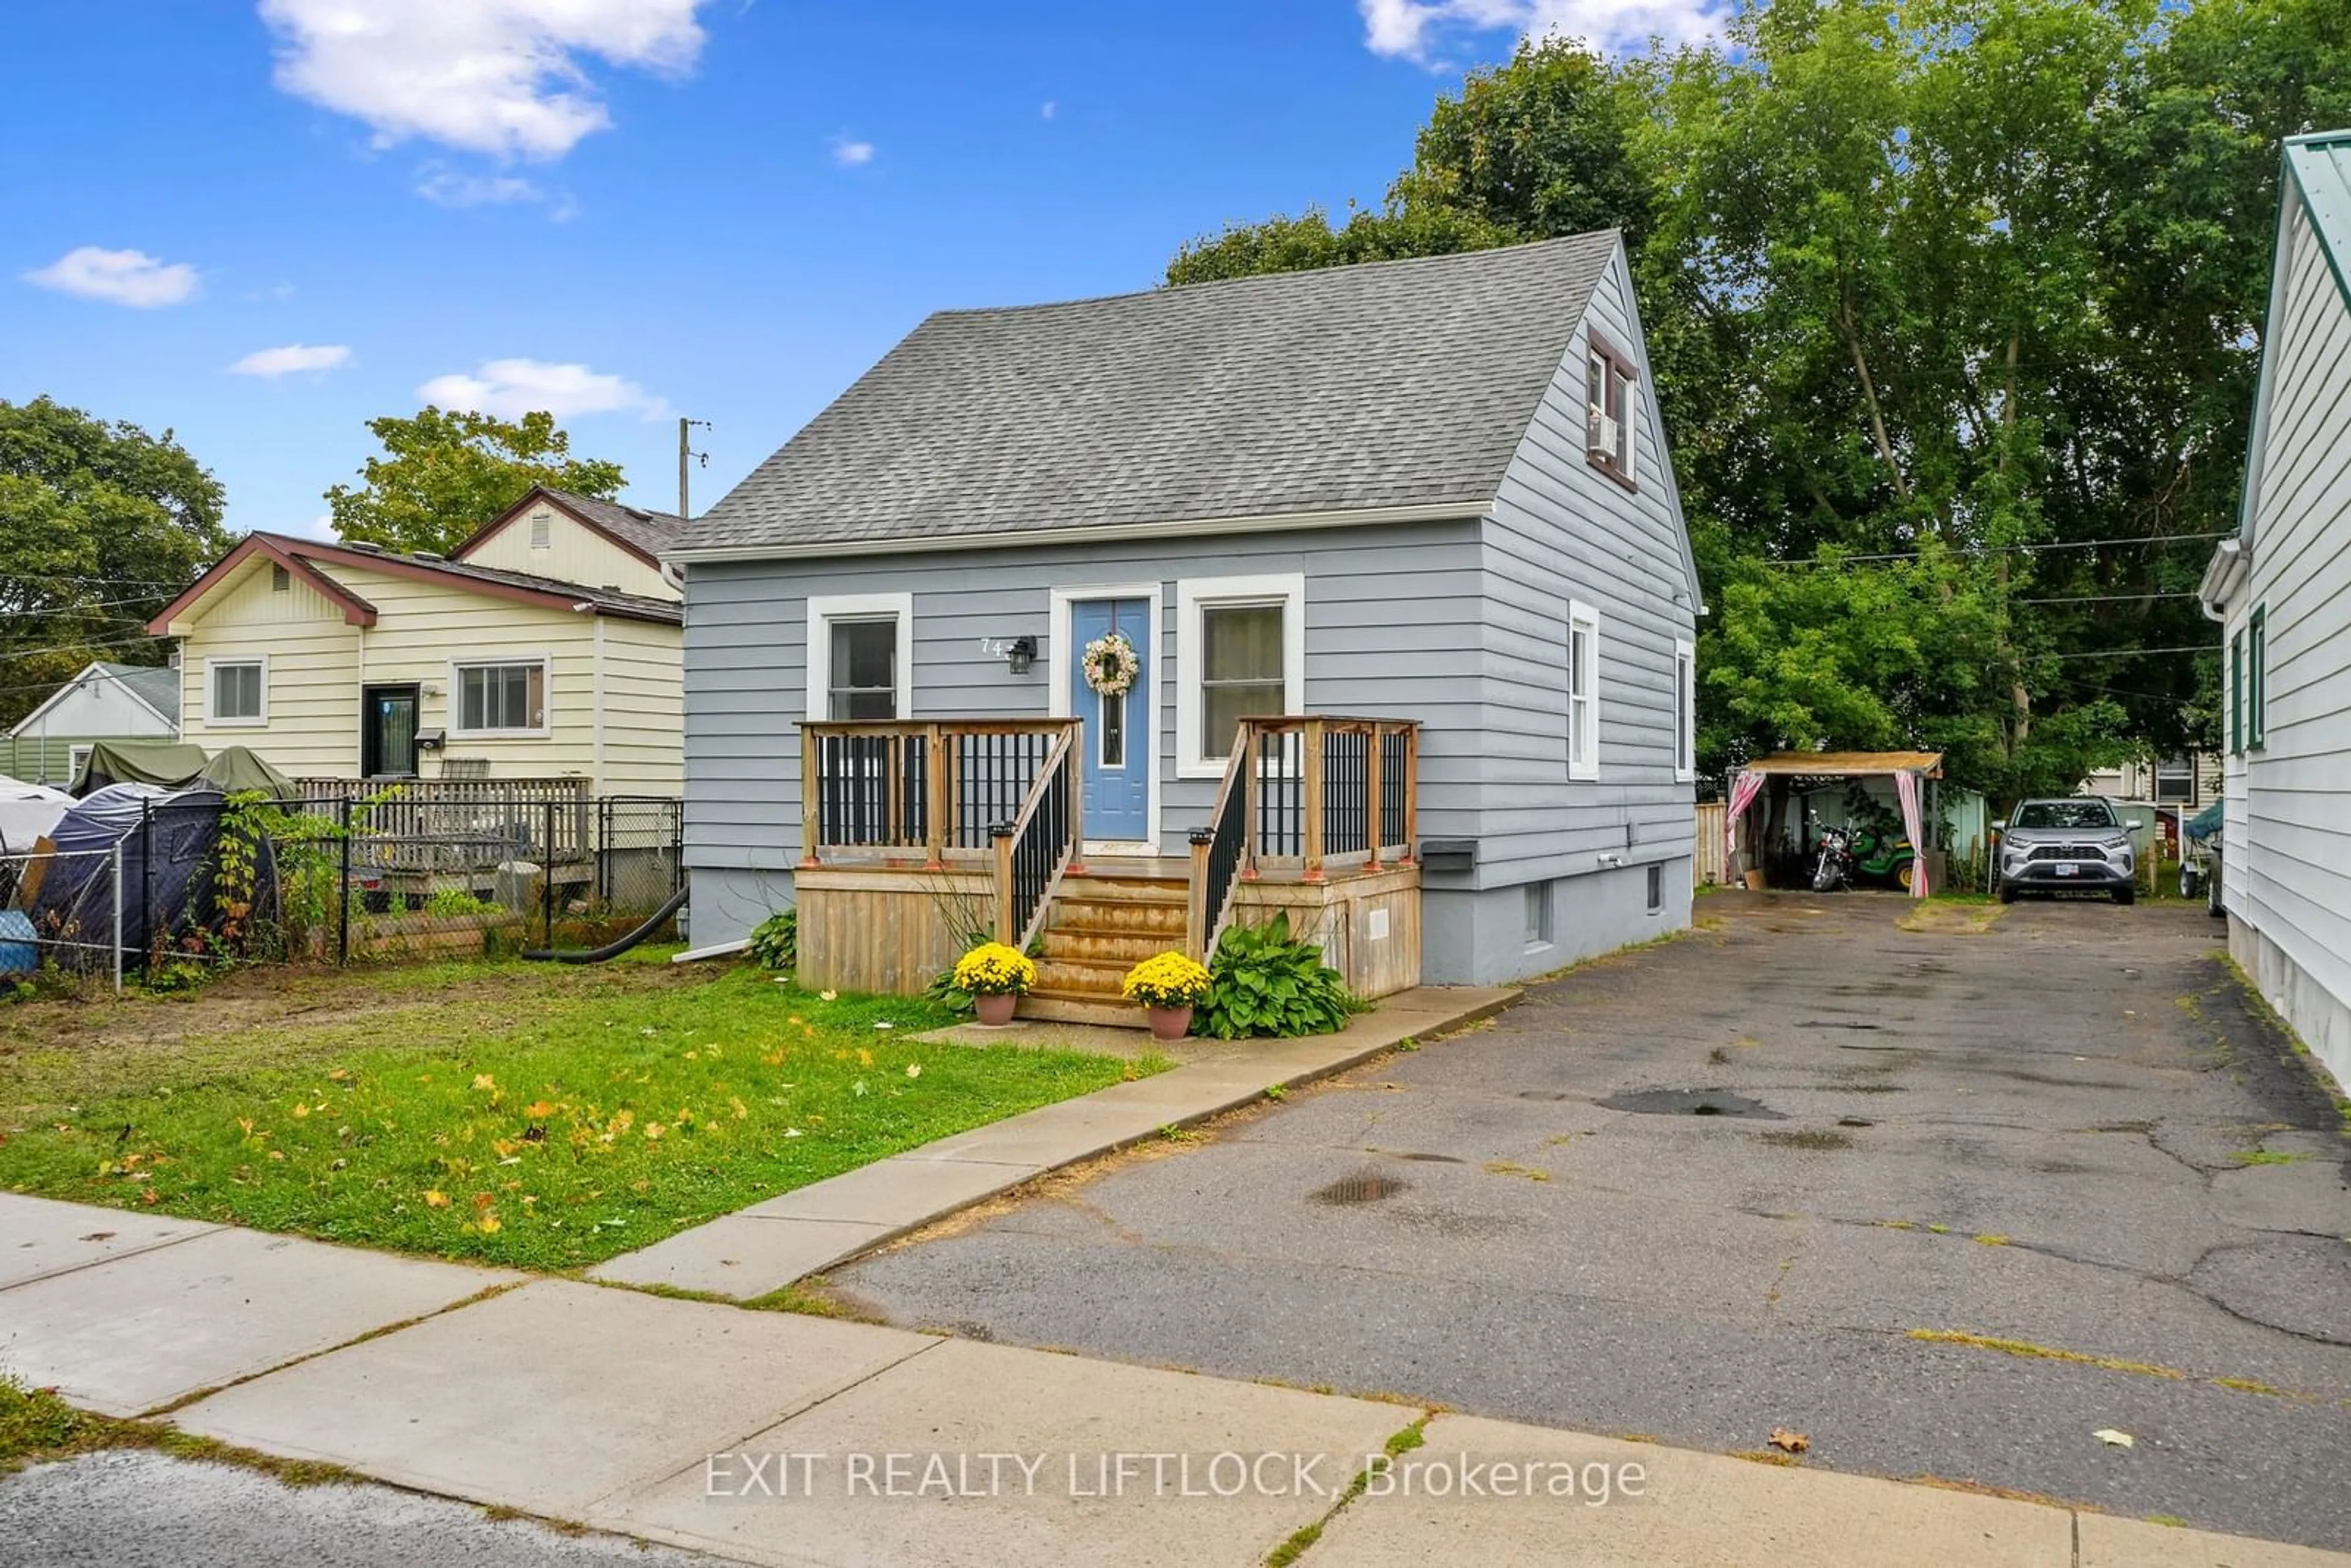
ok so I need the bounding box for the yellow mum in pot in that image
[1121,951,1212,1009]
[953,942,1037,997]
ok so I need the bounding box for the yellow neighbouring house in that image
[148,487,684,791]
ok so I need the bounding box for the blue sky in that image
[2,1,1717,538]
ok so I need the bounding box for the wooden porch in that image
[792,716,1423,1024]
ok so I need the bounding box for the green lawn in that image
[0,952,1143,1271]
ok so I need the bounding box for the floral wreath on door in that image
[1082,632,1140,697]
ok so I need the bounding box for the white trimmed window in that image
[806,593,913,721]
[1568,602,1600,781]
[453,659,549,736]
[1674,639,1696,782]
[1177,573,1305,777]
[206,656,266,726]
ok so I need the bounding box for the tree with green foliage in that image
[1166,0,2351,801]
[325,408,626,558]
[0,397,228,729]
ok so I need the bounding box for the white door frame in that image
[1048,583,1163,855]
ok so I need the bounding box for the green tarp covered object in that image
[74,740,297,798]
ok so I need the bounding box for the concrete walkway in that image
[2,1192,2344,1567]
[587,985,1517,1298]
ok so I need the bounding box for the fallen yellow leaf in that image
[478,1215,503,1234]
[473,1074,497,1091]
[525,1101,556,1119]
[423,1190,450,1208]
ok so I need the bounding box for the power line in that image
[2012,591,2204,606]
[2046,645,2214,660]
[1766,531,2228,566]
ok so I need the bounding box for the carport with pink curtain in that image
[1721,751,1945,898]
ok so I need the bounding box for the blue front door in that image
[1070,598,1151,842]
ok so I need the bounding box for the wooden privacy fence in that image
[1694,800,1728,885]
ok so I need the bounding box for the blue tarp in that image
[26,784,230,966]
[2185,801,2224,842]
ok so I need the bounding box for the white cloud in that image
[414,166,544,207]
[1358,0,1724,62]
[831,135,875,168]
[23,246,200,308]
[1040,100,1056,120]
[258,0,710,161]
[228,342,353,377]
[418,357,666,421]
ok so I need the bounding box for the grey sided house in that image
[669,231,1703,1018]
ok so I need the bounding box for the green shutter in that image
[2230,632,2243,755]
[2249,606,2266,750]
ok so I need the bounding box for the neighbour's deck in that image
[792,716,1422,1022]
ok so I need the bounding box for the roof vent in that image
[348,541,384,553]
[412,550,445,561]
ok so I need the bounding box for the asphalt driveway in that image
[833,893,2351,1550]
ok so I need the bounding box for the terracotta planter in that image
[1743,869,1766,892]
[974,992,1018,1027]
[1146,1004,1194,1042]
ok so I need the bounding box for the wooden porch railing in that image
[797,719,1080,869]
[992,728,1080,947]
[1186,716,1419,959]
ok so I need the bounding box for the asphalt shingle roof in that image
[541,489,686,560]
[678,233,1620,555]
[99,662,181,722]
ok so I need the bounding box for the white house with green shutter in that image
[667,234,1703,1015]
[2201,130,2351,1087]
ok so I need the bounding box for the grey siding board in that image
[1472,244,1697,885]
[683,520,1490,870]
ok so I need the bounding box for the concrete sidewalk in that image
[587,985,1518,1299]
[4,1194,2347,1567]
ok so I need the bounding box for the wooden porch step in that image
[1034,956,1139,997]
[1041,928,1180,964]
[1055,877,1187,904]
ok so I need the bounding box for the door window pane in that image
[1100,688,1125,768]
[1200,603,1283,760]
[829,619,898,719]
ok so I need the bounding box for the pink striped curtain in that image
[1725,768,1767,864]
[1892,770,1932,898]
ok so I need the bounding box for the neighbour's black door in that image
[362,685,420,778]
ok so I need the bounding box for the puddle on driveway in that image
[1312,1171,1409,1204]
[1595,1088,1788,1120]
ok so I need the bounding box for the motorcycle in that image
[1810,821,1854,891]
[1809,818,1918,893]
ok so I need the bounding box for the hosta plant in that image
[1194,912,1362,1040]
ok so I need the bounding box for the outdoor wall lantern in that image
[1005,636,1037,676]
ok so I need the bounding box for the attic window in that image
[1586,331,1638,491]
[530,513,551,550]
[271,563,291,592]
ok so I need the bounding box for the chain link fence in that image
[1,786,683,983]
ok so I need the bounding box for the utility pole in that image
[677,417,711,519]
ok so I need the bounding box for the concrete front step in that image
[1021,992,1150,1026]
